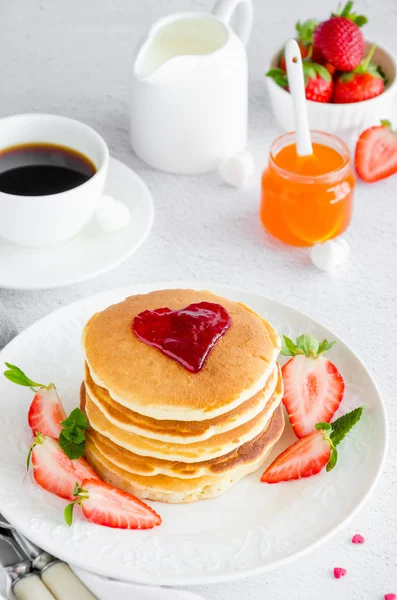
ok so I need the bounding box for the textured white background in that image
[0,0,396,598]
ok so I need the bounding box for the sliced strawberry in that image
[355,121,397,183]
[281,334,344,438]
[261,429,332,483]
[28,384,67,438]
[261,406,363,484]
[65,479,162,530]
[3,363,67,438]
[29,434,99,500]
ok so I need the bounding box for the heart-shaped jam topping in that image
[132,302,231,373]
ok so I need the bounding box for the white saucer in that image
[0,157,154,290]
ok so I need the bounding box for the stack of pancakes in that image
[81,289,284,503]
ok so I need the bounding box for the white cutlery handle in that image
[14,574,55,600]
[41,562,97,600]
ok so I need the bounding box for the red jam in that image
[132,302,232,373]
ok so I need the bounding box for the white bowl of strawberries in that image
[266,2,397,143]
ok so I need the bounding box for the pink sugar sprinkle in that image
[334,567,347,579]
[352,533,365,544]
[384,595,397,600]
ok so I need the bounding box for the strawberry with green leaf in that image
[261,406,363,483]
[64,479,162,530]
[267,60,333,104]
[313,1,367,72]
[4,363,66,438]
[333,44,384,104]
[281,334,345,438]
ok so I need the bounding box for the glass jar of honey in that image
[260,131,355,246]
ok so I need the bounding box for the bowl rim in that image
[267,40,397,109]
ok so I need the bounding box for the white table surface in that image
[1,0,396,598]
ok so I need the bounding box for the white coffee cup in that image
[0,113,109,248]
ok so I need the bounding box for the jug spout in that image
[134,13,229,82]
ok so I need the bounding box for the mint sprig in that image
[281,334,335,358]
[4,363,47,391]
[58,408,88,460]
[330,406,364,447]
[316,406,364,472]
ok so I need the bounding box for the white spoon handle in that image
[285,38,312,156]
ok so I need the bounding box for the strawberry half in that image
[313,1,367,72]
[261,406,363,483]
[65,479,162,530]
[333,45,384,104]
[4,363,66,438]
[281,334,345,438]
[355,120,397,183]
[267,60,333,104]
[28,434,99,500]
[28,385,67,438]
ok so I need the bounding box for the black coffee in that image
[0,143,96,196]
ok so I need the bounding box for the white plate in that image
[0,283,387,587]
[0,158,154,290]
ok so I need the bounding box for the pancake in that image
[83,289,280,421]
[84,405,284,503]
[83,369,284,462]
[85,362,279,443]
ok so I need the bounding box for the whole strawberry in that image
[267,61,333,103]
[314,1,367,71]
[333,45,384,103]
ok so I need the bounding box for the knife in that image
[0,531,54,600]
[0,518,96,600]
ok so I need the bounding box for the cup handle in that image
[212,0,253,45]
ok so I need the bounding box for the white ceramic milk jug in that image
[129,0,253,174]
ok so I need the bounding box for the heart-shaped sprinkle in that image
[385,594,397,600]
[352,533,365,544]
[333,567,347,579]
[132,302,231,373]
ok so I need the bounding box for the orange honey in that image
[260,131,355,246]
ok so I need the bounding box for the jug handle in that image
[212,0,253,45]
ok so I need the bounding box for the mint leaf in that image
[330,407,364,447]
[61,408,88,431]
[280,335,301,357]
[4,363,45,389]
[64,502,75,527]
[318,339,336,355]
[59,431,85,460]
[71,427,85,444]
[296,334,319,357]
